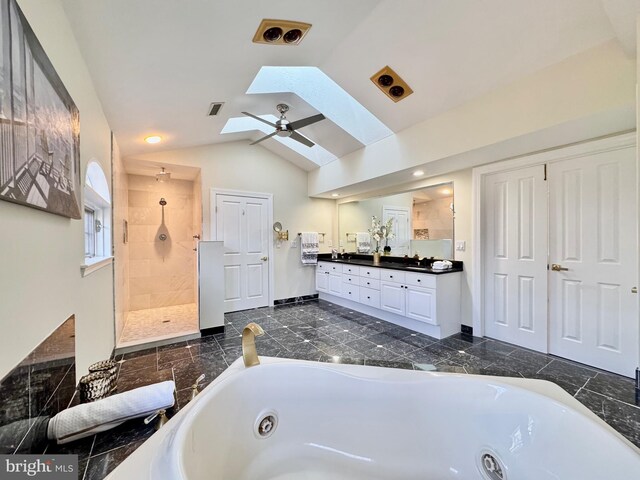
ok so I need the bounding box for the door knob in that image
[632,287,638,294]
[261,256,268,261]
[551,264,569,271]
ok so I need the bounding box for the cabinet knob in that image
[417,279,421,282]
[367,296,371,299]
[390,275,394,278]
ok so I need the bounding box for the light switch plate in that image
[327,240,332,248]
[455,241,466,252]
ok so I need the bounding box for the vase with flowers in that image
[368,216,395,265]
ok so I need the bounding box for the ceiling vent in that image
[253,19,312,46]
[370,66,413,102]
[207,102,224,116]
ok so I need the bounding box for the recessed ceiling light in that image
[145,135,162,144]
[331,193,339,197]
[413,170,424,177]
[442,188,452,195]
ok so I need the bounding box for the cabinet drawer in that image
[326,263,342,273]
[359,287,380,308]
[317,262,329,272]
[342,264,359,274]
[359,266,380,279]
[342,283,360,302]
[343,274,358,285]
[405,272,436,289]
[380,269,405,283]
[359,277,380,290]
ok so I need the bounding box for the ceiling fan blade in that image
[250,131,278,145]
[288,113,325,131]
[241,111,277,128]
[289,131,315,148]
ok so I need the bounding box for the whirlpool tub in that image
[107,357,640,480]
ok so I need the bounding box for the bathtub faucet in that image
[242,323,265,367]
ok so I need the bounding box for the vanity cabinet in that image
[316,262,342,296]
[316,261,461,339]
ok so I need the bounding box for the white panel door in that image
[215,194,269,312]
[383,206,411,255]
[483,165,548,352]
[548,148,638,376]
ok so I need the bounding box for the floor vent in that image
[208,102,224,116]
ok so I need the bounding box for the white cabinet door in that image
[359,287,380,308]
[342,283,360,302]
[316,272,329,293]
[380,281,405,315]
[406,286,436,325]
[328,274,342,296]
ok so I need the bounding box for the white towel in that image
[47,380,175,444]
[300,232,319,265]
[356,232,371,253]
[432,260,453,270]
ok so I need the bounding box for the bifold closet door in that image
[214,194,270,312]
[483,165,548,352]
[548,148,638,377]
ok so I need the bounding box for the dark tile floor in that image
[62,300,640,479]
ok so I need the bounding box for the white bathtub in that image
[108,357,640,480]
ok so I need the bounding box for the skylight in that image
[221,66,393,166]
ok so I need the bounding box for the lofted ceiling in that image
[61,0,636,171]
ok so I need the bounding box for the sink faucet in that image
[242,322,264,367]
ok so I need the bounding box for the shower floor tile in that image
[118,303,199,347]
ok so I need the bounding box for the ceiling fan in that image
[241,103,325,147]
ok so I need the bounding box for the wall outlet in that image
[327,239,332,248]
[290,240,297,248]
[455,241,466,252]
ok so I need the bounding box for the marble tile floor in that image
[56,299,640,479]
[118,303,199,347]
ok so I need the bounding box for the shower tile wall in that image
[412,196,453,239]
[127,174,196,310]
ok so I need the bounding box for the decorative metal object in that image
[79,360,118,402]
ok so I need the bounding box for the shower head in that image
[159,198,167,206]
[156,167,171,182]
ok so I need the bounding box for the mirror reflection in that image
[338,182,455,259]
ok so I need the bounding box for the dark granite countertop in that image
[317,253,463,275]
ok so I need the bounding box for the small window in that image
[82,161,112,276]
[84,207,96,257]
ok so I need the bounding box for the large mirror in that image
[338,182,455,259]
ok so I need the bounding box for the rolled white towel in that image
[432,260,453,270]
[48,380,175,444]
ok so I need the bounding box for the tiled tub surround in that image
[58,300,640,479]
[0,316,76,455]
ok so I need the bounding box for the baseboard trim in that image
[274,294,319,306]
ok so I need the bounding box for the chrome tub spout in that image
[242,323,264,367]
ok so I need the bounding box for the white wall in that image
[126,142,335,301]
[0,0,115,379]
